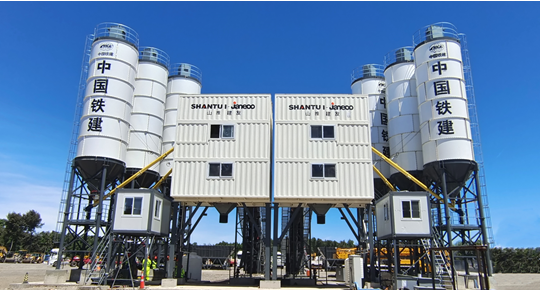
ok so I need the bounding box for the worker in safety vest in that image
[143,256,156,281]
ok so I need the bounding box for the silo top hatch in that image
[351,64,384,85]
[413,22,459,49]
[93,22,139,49]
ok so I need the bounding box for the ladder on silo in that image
[421,236,454,290]
[459,33,495,248]
[55,33,94,237]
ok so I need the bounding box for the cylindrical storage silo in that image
[351,64,390,197]
[125,47,170,188]
[413,23,477,193]
[384,47,425,190]
[160,63,203,178]
[75,22,139,185]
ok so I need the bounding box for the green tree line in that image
[491,247,540,273]
[0,210,58,253]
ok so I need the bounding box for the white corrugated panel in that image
[274,94,373,206]
[172,161,270,205]
[176,123,271,159]
[274,161,373,207]
[171,95,272,205]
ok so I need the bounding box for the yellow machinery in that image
[334,248,358,260]
[0,246,7,262]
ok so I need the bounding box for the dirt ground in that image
[1,263,540,290]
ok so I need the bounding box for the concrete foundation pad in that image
[161,279,177,287]
[44,270,69,284]
[259,280,281,289]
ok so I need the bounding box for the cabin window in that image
[154,199,162,220]
[311,163,336,178]
[208,162,234,178]
[402,200,420,219]
[310,125,335,139]
[210,124,235,139]
[124,197,143,215]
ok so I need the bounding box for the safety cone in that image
[140,275,145,289]
[22,272,29,284]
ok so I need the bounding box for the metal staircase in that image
[421,232,454,289]
[84,228,111,285]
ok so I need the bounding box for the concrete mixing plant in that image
[53,21,493,290]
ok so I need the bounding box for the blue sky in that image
[0,2,539,248]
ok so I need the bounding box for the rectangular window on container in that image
[210,124,235,139]
[311,164,336,179]
[154,199,162,220]
[208,162,234,178]
[124,197,143,215]
[401,200,420,219]
[310,125,335,139]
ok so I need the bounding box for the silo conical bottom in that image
[423,160,477,197]
[74,156,125,189]
[125,168,160,188]
[390,170,426,192]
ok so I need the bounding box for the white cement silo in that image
[125,47,170,187]
[160,63,203,178]
[351,64,390,197]
[413,23,476,191]
[384,47,425,190]
[75,22,139,183]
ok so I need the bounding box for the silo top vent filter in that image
[169,63,203,84]
[141,47,157,62]
[425,25,445,41]
[93,22,139,48]
[108,25,127,40]
[396,48,413,62]
[362,64,378,77]
[413,22,459,48]
[139,47,170,68]
[350,64,384,84]
[178,64,191,77]
[384,47,414,69]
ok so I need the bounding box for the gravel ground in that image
[2,263,540,290]
[0,262,59,289]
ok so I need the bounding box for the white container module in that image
[112,189,171,236]
[77,23,139,164]
[351,64,390,197]
[171,95,272,206]
[125,47,169,187]
[160,63,203,177]
[413,23,476,188]
[384,47,424,190]
[375,191,431,239]
[274,94,373,207]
